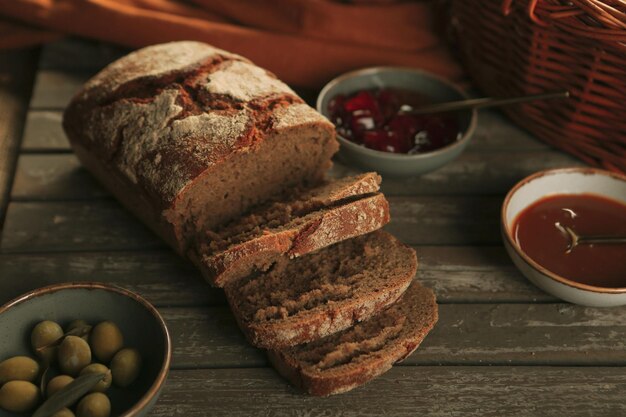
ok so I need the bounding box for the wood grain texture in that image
[0,48,38,228]
[29,70,90,110]
[0,246,551,304]
[0,197,503,252]
[161,302,626,368]
[0,201,164,252]
[12,153,108,200]
[154,367,626,416]
[11,150,580,201]
[21,111,69,151]
[0,250,219,307]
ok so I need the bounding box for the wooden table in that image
[1,39,625,416]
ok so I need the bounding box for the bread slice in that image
[224,230,417,348]
[190,173,390,287]
[267,281,438,396]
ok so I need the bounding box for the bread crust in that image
[225,231,416,349]
[63,41,336,253]
[193,191,390,287]
[267,281,438,396]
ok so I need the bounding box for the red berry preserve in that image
[328,88,461,154]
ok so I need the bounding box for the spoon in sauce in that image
[555,222,626,254]
[403,91,569,115]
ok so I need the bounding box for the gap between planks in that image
[0,48,39,229]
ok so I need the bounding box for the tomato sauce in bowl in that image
[513,194,626,288]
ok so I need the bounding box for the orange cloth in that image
[0,0,462,88]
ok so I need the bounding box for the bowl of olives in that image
[0,282,171,417]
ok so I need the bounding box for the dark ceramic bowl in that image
[317,67,477,177]
[0,282,171,417]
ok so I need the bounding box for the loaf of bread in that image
[190,172,390,287]
[63,41,439,397]
[63,41,338,255]
[268,280,438,396]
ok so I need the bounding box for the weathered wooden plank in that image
[164,307,265,368]
[21,111,70,151]
[12,153,108,200]
[154,367,626,416]
[334,150,580,195]
[0,201,164,253]
[29,70,90,110]
[0,246,551,305]
[0,250,221,307]
[385,195,502,245]
[0,47,39,227]
[12,149,579,201]
[0,197,503,252]
[163,302,626,368]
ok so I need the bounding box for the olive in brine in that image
[90,321,123,363]
[76,392,111,417]
[110,348,142,387]
[66,320,91,341]
[0,380,40,412]
[31,320,64,363]
[0,355,39,384]
[58,335,92,376]
[46,374,74,398]
[51,408,75,417]
[80,363,112,393]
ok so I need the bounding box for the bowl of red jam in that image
[317,67,477,177]
[502,168,626,306]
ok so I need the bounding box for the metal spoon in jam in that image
[555,222,626,254]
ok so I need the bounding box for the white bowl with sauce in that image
[501,167,626,307]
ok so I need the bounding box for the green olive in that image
[31,320,64,363]
[90,321,123,363]
[110,348,141,387]
[58,335,92,376]
[51,408,75,417]
[46,374,74,398]
[0,355,40,384]
[80,363,112,393]
[0,380,40,412]
[76,392,110,417]
[66,320,91,341]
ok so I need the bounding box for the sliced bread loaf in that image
[224,230,417,348]
[190,173,389,287]
[267,281,438,396]
[63,41,338,255]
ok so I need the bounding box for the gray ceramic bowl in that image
[0,282,171,417]
[317,67,477,177]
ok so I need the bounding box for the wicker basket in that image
[450,0,626,172]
